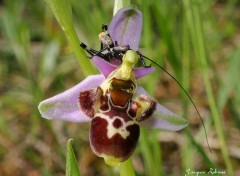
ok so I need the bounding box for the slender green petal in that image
[44,0,94,75]
[113,0,130,15]
[66,139,81,176]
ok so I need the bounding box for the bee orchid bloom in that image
[38,7,188,166]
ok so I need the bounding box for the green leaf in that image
[45,0,72,31]
[66,139,81,176]
[218,46,240,110]
[44,0,94,76]
[182,0,234,175]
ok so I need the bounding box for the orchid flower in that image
[38,7,188,166]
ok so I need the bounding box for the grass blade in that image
[66,139,81,176]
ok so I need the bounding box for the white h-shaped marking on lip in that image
[95,113,137,139]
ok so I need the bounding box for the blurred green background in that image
[0,0,240,175]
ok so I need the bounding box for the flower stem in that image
[119,158,135,176]
[113,0,130,15]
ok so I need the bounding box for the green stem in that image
[113,0,130,15]
[119,158,135,176]
[183,0,234,175]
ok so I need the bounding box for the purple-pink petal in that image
[92,56,155,78]
[133,67,155,79]
[108,7,143,50]
[92,56,116,78]
[136,86,188,131]
[38,74,105,122]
